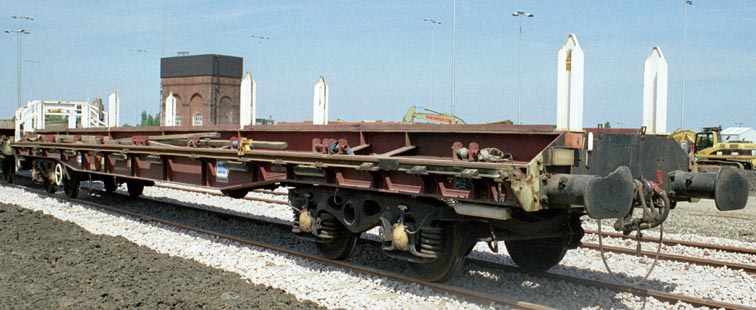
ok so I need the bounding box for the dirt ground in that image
[0,203,326,309]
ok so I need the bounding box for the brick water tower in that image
[160,54,243,126]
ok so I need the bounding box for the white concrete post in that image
[239,72,256,128]
[14,108,22,141]
[81,102,91,128]
[642,46,668,134]
[35,101,44,130]
[164,92,176,126]
[108,90,120,128]
[556,34,584,131]
[313,76,328,125]
[68,102,78,128]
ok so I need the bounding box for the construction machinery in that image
[671,126,756,170]
[402,105,466,125]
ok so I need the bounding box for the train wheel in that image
[127,182,144,198]
[63,173,80,198]
[221,189,249,199]
[103,177,118,193]
[505,237,568,272]
[44,178,57,193]
[53,163,65,187]
[316,213,359,260]
[1,160,14,183]
[407,223,466,282]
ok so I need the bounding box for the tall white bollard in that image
[108,90,120,128]
[313,76,328,125]
[164,92,176,126]
[81,102,90,128]
[642,47,668,134]
[239,72,256,128]
[556,34,584,131]
[68,102,78,129]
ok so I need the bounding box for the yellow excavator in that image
[671,126,756,170]
[402,105,466,125]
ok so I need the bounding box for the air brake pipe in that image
[669,167,749,211]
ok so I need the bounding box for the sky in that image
[1,1,755,130]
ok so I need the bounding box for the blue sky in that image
[1,1,755,129]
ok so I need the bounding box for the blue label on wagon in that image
[216,161,228,183]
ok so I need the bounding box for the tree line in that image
[123,111,160,127]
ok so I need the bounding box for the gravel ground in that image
[2,179,755,309]
[661,199,756,242]
[138,183,756,308]
[0,202,326,309]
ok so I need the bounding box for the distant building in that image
[722,127,756,143]
[160,54,243,126]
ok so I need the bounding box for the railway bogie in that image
[3,124,750,282]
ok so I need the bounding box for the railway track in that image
[155,182,756,270]
[3,177,551,309]
[5,177,753,309]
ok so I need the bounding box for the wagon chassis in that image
[0,124,749,282]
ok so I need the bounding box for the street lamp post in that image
[512,10,534,125]
[681,0,692,129]
[423,18,441,109]
[250,35,271,73]
[24,59,40,102]
[5,28,31,109]
[250,35,270,107]
[129,49,148,110]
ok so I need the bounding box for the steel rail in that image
[468,259,753,310]
[155,183,756,261]
[154,183,290,205]
[5,177,752,310]
[584,228,756,256]
[0,181,552,310]
[579,242,756,274]
[122,188,756,310]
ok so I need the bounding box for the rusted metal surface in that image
[10,124,749,219]
[5,122,750,286]
[510,154,543,212]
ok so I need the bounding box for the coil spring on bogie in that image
[319,213,341,238]
[418,227,443,256]
[291,210,300,230]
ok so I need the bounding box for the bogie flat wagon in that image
[0,123,748,282]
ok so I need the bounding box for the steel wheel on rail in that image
[126,182,144,198]
[44,177,57,193]
[505,237,568,272]
[407,223,466,283]
[102,177,118,193]
[315,212,359,260]
[63,172,80,198]
[221,189,249,199]
[0,159,14,183]
[53,163,65,188]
